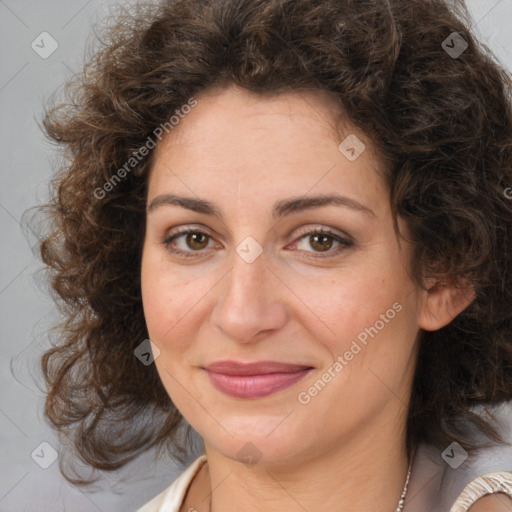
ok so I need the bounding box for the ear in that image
[418,277,476,331]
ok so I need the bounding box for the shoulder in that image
[405,438,512,512]
[466,492,512,512]
[451,472,512,512]
[137,455,207,512]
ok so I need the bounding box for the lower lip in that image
[204,369,312,399]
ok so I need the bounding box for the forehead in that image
[157,84,348,150]
[147,85,386,216]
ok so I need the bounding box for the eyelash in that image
[161,226,353,260]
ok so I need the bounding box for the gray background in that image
[1,1,511,511]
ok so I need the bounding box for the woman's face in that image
[141,84,425,465]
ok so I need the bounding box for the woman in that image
[38,0,512,510]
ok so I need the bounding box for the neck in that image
[199,418,412,512]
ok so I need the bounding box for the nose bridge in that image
[230,250,265,301]
[223,245,268,318]
[226,233,268,302]
[211,242,286,342]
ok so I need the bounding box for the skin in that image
[469,493,512,511]
[141,83,475,512]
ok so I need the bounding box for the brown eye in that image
[185,232,209,250]
[292,228,353,259]
[162,228,215,258]
[309,233,334,252]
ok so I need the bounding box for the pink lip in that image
[203,361,313,399]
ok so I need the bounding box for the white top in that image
[137,450,512,512]
[137,455,207,512]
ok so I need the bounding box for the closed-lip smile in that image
[202,360,313,398]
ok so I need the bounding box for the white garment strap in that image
[450,472,512,512]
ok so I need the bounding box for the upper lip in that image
[203,360,313,376]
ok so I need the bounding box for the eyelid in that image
[291,224,353,243]
[285,226,353,259]
[162,225,219,257]
[161,223,354,260]
[163,223,352,243]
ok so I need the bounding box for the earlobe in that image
[418,278,476,332]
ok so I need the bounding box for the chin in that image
[203,418,312,467]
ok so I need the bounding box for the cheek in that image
[142,278,192,355]
[141,248,184,346]
[140,249,212,359]
[290,270,402,340]
[288,262,418,380]
[140,254,199,406]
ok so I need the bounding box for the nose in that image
[210,247,288,343]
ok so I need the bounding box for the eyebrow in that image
[147,193,376,219]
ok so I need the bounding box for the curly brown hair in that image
[37,0,512,485]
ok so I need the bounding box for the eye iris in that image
[187,232,208,250]
[310,233,333,251]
